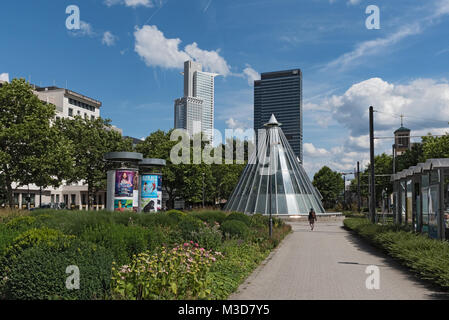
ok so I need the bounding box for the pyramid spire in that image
[224,118,325,215]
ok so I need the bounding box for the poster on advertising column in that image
[141,174,158,212]
[114,170,137,212]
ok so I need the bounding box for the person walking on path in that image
[308,208,317,231]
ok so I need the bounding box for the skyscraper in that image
[254,69,303,162]
[174,61,216,142]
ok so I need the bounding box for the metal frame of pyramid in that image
[225,115,325,215]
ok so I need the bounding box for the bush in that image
[111,243,222,300]
[80,224,150,265]
[3,227,74,260]
[220,220,250,239]
[1,240,113,300]
[5,216,36,231]
[189,224,223,250]
[166,209,186,219]
[225,212,251,226]
[191,211,227,225]
[208,241,269,299]
[0,225,20,256]
[178,215,204,240]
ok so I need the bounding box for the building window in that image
[68,108,73,117]
[91,115,95,121]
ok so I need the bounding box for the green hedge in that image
[344,217,449,289]
[225,212,251,226]
[80,224,150,265]
[1,240,113,300]
[220,220,250,239]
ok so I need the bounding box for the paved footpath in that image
[230,217,449,300]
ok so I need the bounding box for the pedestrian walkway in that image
[230,218,448,300]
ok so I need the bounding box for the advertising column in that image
[140,174,160,213]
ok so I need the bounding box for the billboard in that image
[141,174,159,212]
[114,170,138,212]
[115,170,136,197]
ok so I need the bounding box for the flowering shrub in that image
[111,241,222,300]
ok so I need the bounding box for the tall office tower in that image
[174,60,216,142]
[254,69,303,162]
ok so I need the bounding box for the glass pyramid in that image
[225,115,325,215]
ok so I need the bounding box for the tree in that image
[312,166,344,209]
[0,79,73,207]
[396,143,424,172]
[137,131,248,209]
[422,133,449,159]
[55,116,132,209]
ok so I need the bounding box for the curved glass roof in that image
[225,115,325,215]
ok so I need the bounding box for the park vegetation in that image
[0,209,291,300]
[344,217,449,290]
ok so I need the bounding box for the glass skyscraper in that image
[174,60,216,142]
[254,69,303,162]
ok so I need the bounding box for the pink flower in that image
[184,243,189,247]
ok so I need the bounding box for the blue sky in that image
[2,0,449,176]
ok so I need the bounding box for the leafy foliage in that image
[344,217,449,289]
[313,166,344,209]
[111,243,222,300]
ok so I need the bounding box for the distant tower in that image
[174,61,217,142]
[393,115,411,156]
[254,69,303,162]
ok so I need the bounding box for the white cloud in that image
[134,25,190,69]
[325,24,422,70]
[70,21,96,37]
[304,143,330,158]
[0,73,9,82]
[347,0,361,5]
[102,31,117,46]
[104,0,154,7]
[242,65,260,86]
[184,43,230,76]
[303,76,449,177]
[134,25,231,75]
[323,77,449,137]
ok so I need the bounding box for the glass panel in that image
[276,194,287,214]
[444,169,449,239]
[429,185,439,239]
[422,187,429,234]
[296,195,307,213]
[406,179,413,224]
[401,181,406,224]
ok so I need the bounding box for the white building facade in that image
[174,61,216,142]
[9,84,108,210]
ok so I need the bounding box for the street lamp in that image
[202,172,205,208]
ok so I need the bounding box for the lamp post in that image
[202,172,205,209]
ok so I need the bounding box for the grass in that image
[344,216,449,290]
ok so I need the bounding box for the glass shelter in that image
[224,115,325,216]
[391,158,449,240]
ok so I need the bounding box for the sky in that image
[1,0,449,178]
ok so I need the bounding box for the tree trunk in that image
[87,183,91,211]
[5,174,14,209]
